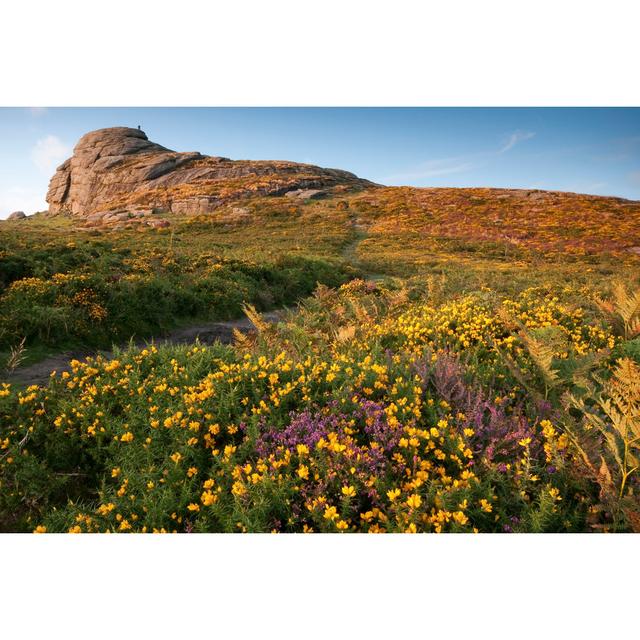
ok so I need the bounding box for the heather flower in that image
[419,351,541,463]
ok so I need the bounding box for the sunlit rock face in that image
[46,127,369,218]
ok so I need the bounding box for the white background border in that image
[2,0,639,106]
[1,1,639,638]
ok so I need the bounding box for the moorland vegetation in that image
[1,182,639,532]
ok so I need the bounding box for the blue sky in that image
[1,107,639,218]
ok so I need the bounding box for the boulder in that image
[284,188,326,200]
[8,211,26,220]
[110,212,131,222]
[147,218,171,229]
[171,196,221,216]
[45,127,371,219]
[215,208,252,225]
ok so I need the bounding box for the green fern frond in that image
[570,349,610,390]
[521,331,561,397]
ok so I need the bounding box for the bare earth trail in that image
[342,213,387,282]
[6,215,390,388]
[5,311,283,387]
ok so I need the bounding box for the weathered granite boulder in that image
[46,127,371,219]
[8,211,26,220]
[147,218,171,229]
[284,188,326,200]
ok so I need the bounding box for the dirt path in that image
[6,220,390,389]
[342,216,387,282]
[4,310,283,387]
[342,225,368,265]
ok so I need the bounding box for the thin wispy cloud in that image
[577,181,607,194]
[384,157,475,183]
[420,162,475,178]
[31,135,70,173]
[384,130,536,185]
[28,107,48,117]
[499,130,536,153]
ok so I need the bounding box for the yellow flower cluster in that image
[1,280,619,534]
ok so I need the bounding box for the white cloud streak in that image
[383,130,536,185]
[31,135,70,173]
[499,130,536,153]
[28,107,48,117]
[383,157,475,183]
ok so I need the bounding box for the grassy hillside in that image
[1,185,640,533]
[2,186,639,359]
[0,200,359,359]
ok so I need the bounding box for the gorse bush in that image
[1,188,639,533]
[2,280,639,533]
[0,253,355,352]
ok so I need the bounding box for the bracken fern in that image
[596,282,640,340]
[567,358,640,500]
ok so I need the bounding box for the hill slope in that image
[2,128,640,533]
[40,127,640,259]
[1,125,639,358]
